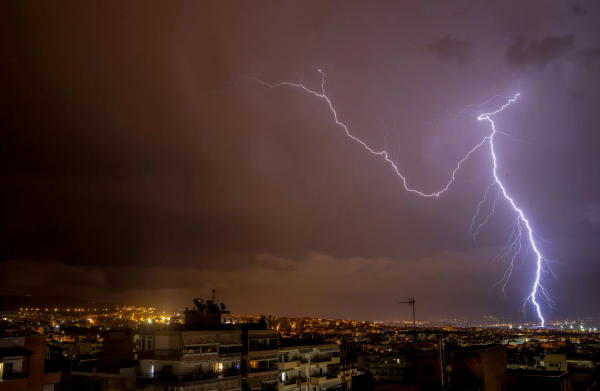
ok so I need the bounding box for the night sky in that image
[1,1,599,322]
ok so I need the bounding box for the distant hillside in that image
[0,295,120,312]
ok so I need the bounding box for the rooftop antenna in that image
[398,298,416,349]
[212,289,216,301]
[193,298,204,310]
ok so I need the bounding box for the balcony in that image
[310,375,328,385]
[312,355,340,364]
[0,372,28,381]
[278,361,300,370]
[219,352,242,360]
[280,377,307,388]
[137,368,240,387]
[248,366,278,374]
[248,342,278,352]
[72,365,135,378]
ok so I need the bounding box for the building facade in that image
[278,342,352,391]
[0,335,61,391]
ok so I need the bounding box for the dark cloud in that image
[574,203,600,226]
[579,47,600,66]
[1,1,599,321]
[571,4,587,16]
[505,35,575,69]
[0,251,497,319]
[423,36,473,63]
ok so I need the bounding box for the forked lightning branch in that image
[243,69,554,327]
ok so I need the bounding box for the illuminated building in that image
[277,339,348,391]
[136,295,246,391]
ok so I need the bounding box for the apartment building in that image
[277,340,353,391]
[245,329,279,391]
[70,330,138,391]
[137,297,244,391]
[134,295,283,391]
[0,334,61,391]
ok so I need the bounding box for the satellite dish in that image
[220,303,226,310]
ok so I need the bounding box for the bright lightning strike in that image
[245,69,553,327]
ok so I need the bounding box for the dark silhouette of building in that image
[506,369,573,391]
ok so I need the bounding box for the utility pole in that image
[398,298,416,350]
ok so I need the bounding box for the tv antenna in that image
[398,298,416,349]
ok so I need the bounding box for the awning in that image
[260,374,279,383]
[319,346,339,353]
[249,354,278,362]
[183,334,219,347]
[249,333,277,340]
[219,334,242,346]
[248,376,262,390]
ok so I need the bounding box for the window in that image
[549,362,560,369]
[139,336,153,350]
[1,363,13,380]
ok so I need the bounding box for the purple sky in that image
[1,1,599,322]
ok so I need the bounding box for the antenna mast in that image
[398,298,416,349]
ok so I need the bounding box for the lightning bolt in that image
[243,69,552,327]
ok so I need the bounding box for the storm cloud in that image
[1,0,599,321]
[423,36,473,64]
[505,35,575,69]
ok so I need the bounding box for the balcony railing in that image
[283,377,306,385]
[249,343,278,352]
[249,366,278,374]
[312,356,332,363]
[219,352,242,359]
[1,373,28,381]
[137,368,240,386]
